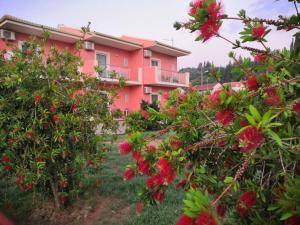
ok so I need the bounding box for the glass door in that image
[96,53,108,78]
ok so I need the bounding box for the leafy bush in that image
[120,1,300,224]
[0,31,118,208]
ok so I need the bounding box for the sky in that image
[0,0,297,69]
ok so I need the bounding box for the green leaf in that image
[268,129,283,147]
[245,113,256,125]
[280,212,293,221]
[249,105,261,121]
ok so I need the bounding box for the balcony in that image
[143,67,189,87]
[97,64,141,85]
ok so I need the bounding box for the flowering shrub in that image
[0,31,119,208]
[122,0,300,224]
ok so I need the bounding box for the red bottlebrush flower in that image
[153,190,165,203]
[239,119,248,127]
[246,75,258,91]
[170,137,183,150]
[2,155,10,163]
[238,126,264,152]
[147,145,157,152]
[200,20,221,42]
[169,106,177,118]
[285,215,300,225]
[50,103,56,113]
[252,23,266,39]
[292,100,300,116]
[176,214,195,225]
[207,2,222,20]
[176,179,187,189]
[141,110,150,119]
[237,191,257,217]
[136,201,145,214]
[119,141,132,155]
[16,175,25,186]
[191,182,199,189]
[190,0,204,16]
[215,108,235,126]
[21,182,33,192]
[27,49,33,56]
[87,160,93,167]
[254,54,267,63]
[59,195,67,205]
[162,92,170,99]
[208,90,221,108]
[59,180,68,189]
[132,151,143,162]
[178,93,187,102]
[34,95,42,104]
[195,211,218,225]
[4,165,12,171]
[264,86,281,106]
[72,104,78,113]
[181,119,191,129]
[146,175,164,190]
[124,168,135,181]
[157,158,171,172]
[216,204,226,218]
[138,159,151,176]
[53,114,61,124]
[43,123,50,130]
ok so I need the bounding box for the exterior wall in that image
[0,30,185,113]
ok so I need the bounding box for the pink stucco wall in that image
[0,29,185,113]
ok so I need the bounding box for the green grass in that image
[0,134,184,225]
[96,138,184,225]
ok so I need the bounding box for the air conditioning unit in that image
[0,29,15,41]
[84,41,95,50]
[144,49,152,58]
[144,87,152,94]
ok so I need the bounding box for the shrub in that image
[0,31,119,208]
[121,1,300,224]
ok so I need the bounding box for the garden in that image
[1,0,300,225]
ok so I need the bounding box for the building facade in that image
[0,15,190,114]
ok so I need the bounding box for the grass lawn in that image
[0,134,184,225]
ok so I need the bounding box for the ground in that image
[1,134,184,225]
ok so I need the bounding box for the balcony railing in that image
[157,69,188,85]
[97,64,131,80]
[143,67,189,87]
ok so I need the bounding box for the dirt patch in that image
[26,195,131,225]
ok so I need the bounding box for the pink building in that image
[0,15,190,114]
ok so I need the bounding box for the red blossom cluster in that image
[215,108,235,126]
[123,168,135,181]
[34,95,42,104]
[141,110,150,119]
[251,23,266,39]
[293,100,300,116]
[238,126,264,152]
[189,0,222,42]
[119,141,132,155]
[236,191,257,217]
[246,75,258,91]
[254,53,267,63]
[264,86,281,106]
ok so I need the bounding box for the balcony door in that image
[96,52,109,78]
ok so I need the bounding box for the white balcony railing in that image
[156,68,189,85]
[97,64,131,81]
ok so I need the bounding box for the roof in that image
[0,15,190,55]
[0,15,81,43]
[121,36,190,57]
[195,83,217,91]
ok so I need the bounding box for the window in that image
[151,94,159,104]
[171,64,176,71]
[96,53,108,77]
[151,59,160,68]
[18,41,29,55]
[124,58,128,67]
[125,93,129,102]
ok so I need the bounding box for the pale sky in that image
[0,0,297,68]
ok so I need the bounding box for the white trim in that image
[18,40,25,49]
[150,58,161,68]
[95,50,110,76]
